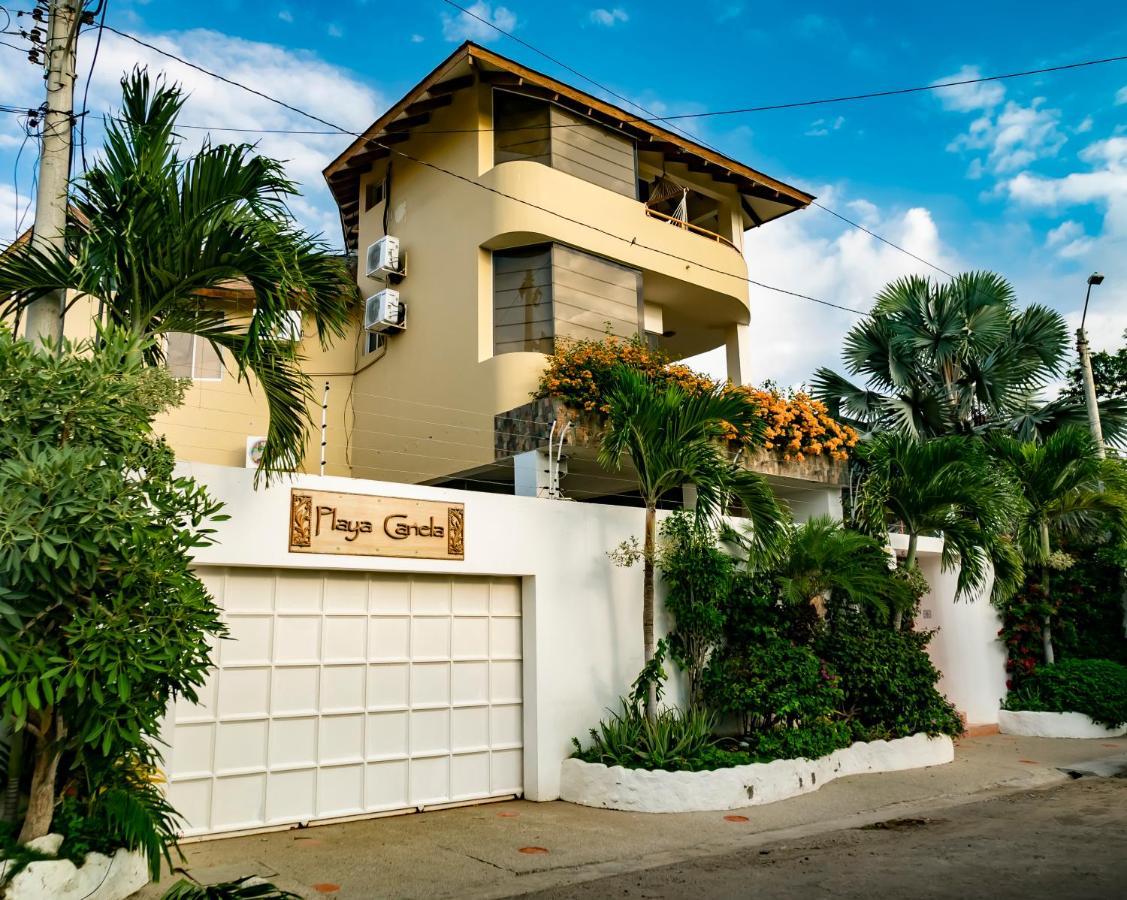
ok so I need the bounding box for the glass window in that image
[166,332,222,381]
[493,246,554,355]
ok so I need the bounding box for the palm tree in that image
[988,426,1127,664]
[598,366,786,717]
[853,432,1023,629]
[811,272,1124,444]
[771,515,913,620]
[0,70,355,477]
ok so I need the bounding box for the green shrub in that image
[570,700,738,772]
[816,612,963,739]
[702,637,852,761]
[1002,658,1127,727]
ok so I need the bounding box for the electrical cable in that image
[77,0,108,173]
[97,23,867,316]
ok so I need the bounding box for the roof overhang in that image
[324,42,815,251]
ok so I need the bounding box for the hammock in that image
[646,173,690,223]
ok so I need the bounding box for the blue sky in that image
[2,0,1126,386]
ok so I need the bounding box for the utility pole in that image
[1077,272,1106,459]
[22,0,80,345]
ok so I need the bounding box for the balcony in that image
[643,207,737,251]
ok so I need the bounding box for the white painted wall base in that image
[0,842,148,900]
[998,709,1127,739]
[559,733,955,813]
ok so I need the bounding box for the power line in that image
[77,0,109,173]
[99,22,868,317]
[436,0,950,279]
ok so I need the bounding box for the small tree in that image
[657,513,733,708]
[598,367,785,717]
[988,427,1127,664]
[0,330,225,873]
[853,432,1023,629]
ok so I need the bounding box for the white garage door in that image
[165,569,523,837]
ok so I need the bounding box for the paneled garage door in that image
[165,569,523,837]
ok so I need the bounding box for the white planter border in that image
[0,844,148,900]
[560,733,955,813]
[998,709,1127,739]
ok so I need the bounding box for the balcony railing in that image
[644,207,737,251]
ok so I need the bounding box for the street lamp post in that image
[1077,272,1105,459]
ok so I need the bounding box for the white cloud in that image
[1044,220,1093,259]
[1116,85,1127,105]
[1075,116,1093,134]
[441,2,516,42]
[946,97,1065,174]
[805,115,845,137]
[327,23,343,38]
[684,188,961,387]
[277,10,293,23]
[932,65,1005,112]
[410,34,426,43]
[0,29,385,246]
[589,8,629,26]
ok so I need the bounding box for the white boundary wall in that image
[892,534,1008,726]
[998,709,1127,738]
[181,462,662,801]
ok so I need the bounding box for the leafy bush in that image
[535,333,857,460]
[816,612,963,739]
[702,637,852,761]
[570,700,739,772]
[1002,658,1127,727]
[162,877,301,899]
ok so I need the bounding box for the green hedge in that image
[1002,658,1127,727]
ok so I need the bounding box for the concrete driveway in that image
[137,734,1127,899]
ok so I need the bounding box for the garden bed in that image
[997,709,1127,739]
[560,733,954,813]
[0,835,148,900]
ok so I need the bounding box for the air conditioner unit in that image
[365,235,401,280]
[246,435,267,468]
[364,289,405,333]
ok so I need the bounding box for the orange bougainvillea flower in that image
[535,334,858,463]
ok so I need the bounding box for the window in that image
[493,90,638,199]
[365,331,385,356]
[493,246,554,355]
[364,179,385,212]
[493,244,642,356]
[166,332,222,381]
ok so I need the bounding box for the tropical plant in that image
[597,366,786,717]
[657,513,733,707]
[701,637,852,761]
[537,334,858,462]
[569,699,730,772]
[1064,329,1127,402]
[0,69,355,477]
[853,432,1023,628]
[162,877,302,899]
[767,515,913,620]
[811,272,1124,443]
[0,329,226,874]
[815,610,963,739]
[1002,658,1127,727]
[987,427,1127,664]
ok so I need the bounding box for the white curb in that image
[998,709,1127,739]
[560,732,955,813]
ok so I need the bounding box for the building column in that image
[725,322,753,386]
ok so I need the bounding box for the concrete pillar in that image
[725,323,753,386]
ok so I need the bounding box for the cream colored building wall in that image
[350,84,752,484]
[155,305,360,477]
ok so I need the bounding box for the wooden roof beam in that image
[404,94,454,116]
[427,73,475,96]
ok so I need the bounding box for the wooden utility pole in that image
[23,0,79,344]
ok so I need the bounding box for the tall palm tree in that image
[0,70,355,477]
[598,366,786,717]
[988,426,1127,664]
[771,515,913,620]
[812,272,1124,444]
[853,432,1023,629]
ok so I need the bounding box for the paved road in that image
[525,775,1127,900]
